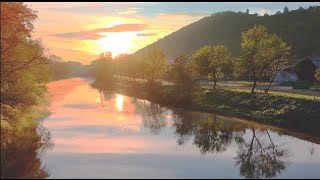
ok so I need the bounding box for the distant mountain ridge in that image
[133,6,320,63]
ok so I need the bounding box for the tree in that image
[1,2,51,125]
[246,9,249,14]
[235,127,289,179]
[133,7,320,63]
[264,35,291,93]
[90,53,115,90]
[142,44,169,82]
[284,6,289,13]
[192,45,233,89]
[239,25,289,93]
[1,123,53,179]
[49,61,72,80]
[169,54,196,105]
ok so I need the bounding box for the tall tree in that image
[192,45,233,89]
[90,53,115,89]
[239,25,290,93]
[1,2,51,125]
[264,35,291,93]
[142,44,169,82]
[169,54,196,105]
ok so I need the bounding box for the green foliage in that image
[49,61,72,80]
[134,6,320,63]
[192,45,233,88]
[202,89,320,135]
[167,54,197,105]
[1,2,51,125]
[90,54,116,90]
[142,44,169,82]
[49,60,88,80]
[239,25,291,93]
[291,81,311,89]
[145,79,166,102]
[1,108,53,179]
[114,54,147,79]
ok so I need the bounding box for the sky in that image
[26,2,320,64]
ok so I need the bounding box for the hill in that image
[133,6,320,63]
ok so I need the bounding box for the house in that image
[310,56,320,67]
[273,66,298,85]
[273,56,320,85]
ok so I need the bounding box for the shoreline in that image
[91,79,320,138]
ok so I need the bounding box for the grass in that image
[199,80,320,100]
[92,78,320,137]
[225,87,320,100]
[199,80,270,87]
[114,75,319,101]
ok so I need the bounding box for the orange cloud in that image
[52,32,106,40]
[27,2,209,64]
[51,24,148,40]
[136,33,157,37]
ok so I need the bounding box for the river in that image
[26,78,320,178]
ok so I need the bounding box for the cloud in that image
[27,2,146,9]
[96,24,148,32]
[117,8,140,15]
[50,24,148,40]
[53,32,106,40]
[136,33,157,37]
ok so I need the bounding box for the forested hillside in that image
[134,6,320,63]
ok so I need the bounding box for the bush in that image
[202,89,320,135]
[291,81,310,89]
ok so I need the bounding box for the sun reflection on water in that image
[115,94,124,112]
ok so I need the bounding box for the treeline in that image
[134,6,320,64]
[92,25,293,94]
[90,25,320,135]
[1,2,52,125]
[49,60,90,80]
[1,3,53,178]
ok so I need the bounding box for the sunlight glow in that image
[95,32,138,57]
[115,94,124,112]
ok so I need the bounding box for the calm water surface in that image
[37,78,320,178]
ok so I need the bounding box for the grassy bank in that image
[91,79,320,137]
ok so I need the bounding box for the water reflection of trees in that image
[1,123,54,179]
[132,99,168,135]
[172,110,245,154]
[234,127,289,179]
[171,109,290,179]
[99,89,115,108]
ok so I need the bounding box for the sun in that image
[95,32,138,58]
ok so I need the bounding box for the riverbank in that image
[91,79,320,137]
